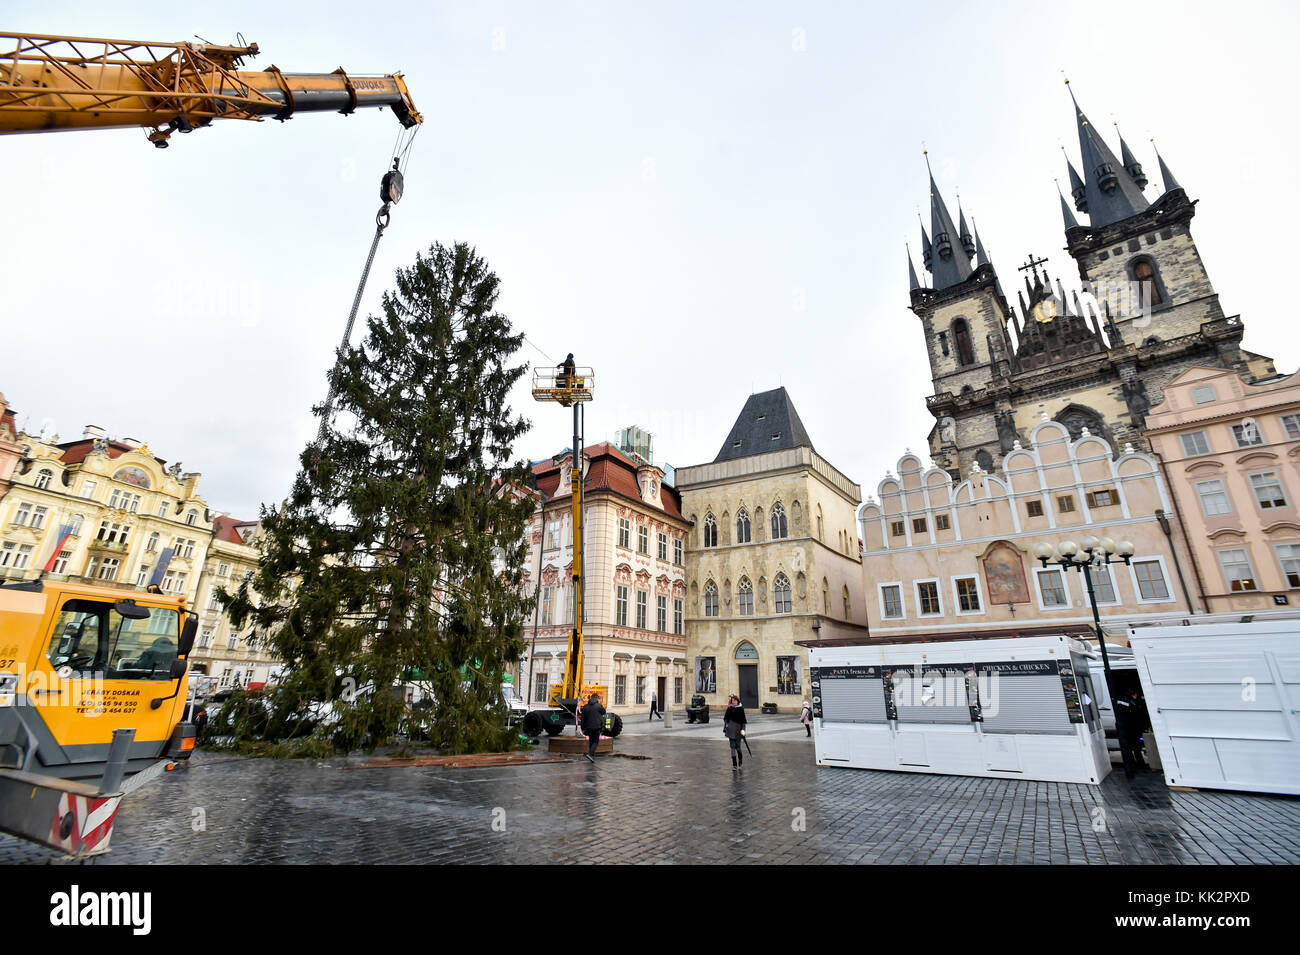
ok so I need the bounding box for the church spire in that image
[1063,148,1088,213]
[907,243,922,291]
[925,151,973,289]
[918,215,933,272]
[958,201,976,258]
[973,220,990,269]
[1057,180,1080,230]
[1116,125,1148,189]
[1066,79,1149,227]
[1152,140,1183,193]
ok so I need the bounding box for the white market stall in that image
[809,635,1111,785]
[1128,620,1300,795]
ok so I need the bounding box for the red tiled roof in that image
[58,438,166,467]
[530,442,684,520]
[213,516,258,544]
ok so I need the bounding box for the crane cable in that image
[313,126,420,449]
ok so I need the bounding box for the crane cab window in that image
[46,599,180,680]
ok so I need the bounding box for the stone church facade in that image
[908,85,1276,480]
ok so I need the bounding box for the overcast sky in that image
[4,1,1297,520]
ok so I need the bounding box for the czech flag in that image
[41,523,78,573]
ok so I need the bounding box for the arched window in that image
[816,505,824,542]
[770,502,788,539]
[975,449,994,472]
[735,508,752,544]
[186,510,198,526]
[704,580,719,617]
[35,468,53,490]
[1132,258,1164,307]
[773,574,792,614]
[953,318,975,366]
[843,585,851,617]
[146,531,160,552]
[822,578,829,614]
[737,577,754,616]
[703,513,717,548]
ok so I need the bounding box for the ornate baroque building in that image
[910,86,1276,480]
[677,388,868,712]
[521,441,691,715]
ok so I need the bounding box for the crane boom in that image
[0,33,422,146]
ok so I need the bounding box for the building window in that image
[881,584,903,619]
[703,514,717,548]
[227,633,238,651]
[1180,431,1211,456]
[1093,566,1118,604]
[773,574,792,614]
[12,545,34,570]
[615,675,627,705]
[735,508,752,544]
[674,598,684,634]
[770,503,788,539]
[1217,548,1257,592]
[912,517,927,534]
[1086,489,1117,508]
[97,520,129,545]
[638,525,649,554]
[1191,385,1217,405]
[1249,472,1288,509]
[658,532,668,561]
[890,520,905,538]
[1132,559,1171,600]
[952,317,975,366]
[1057,495,1075,513]
[157,500,169,517]
[217,562,230,577]
[955,577,981,612]
[1026,500,1044,518]
[68,514,84,536]
[34,469,53,490]
[1132,258,1164,306]
[816,505,824,541]
[737,577,754,616]
[673,538,683,565]
[935,514,951,530]
[704,581,719,617]
[1283,414,1300,441]
[1276,543,1300,588]
[674,677,683,704]
[657,594,668,632]
[1232,421,1264,448]
[615,585,628,626]
[1196,479,1232,517]
[534,673,550,704]
[81,479,97,499]
[842,586,851,617]
[146,531,160,552]
[617,517,630,549]
[1036,569,1069,608]
[636,676,646,705]
[635,590,648,629]
[186,510,198,526]
[547,519,563,550]
[51,550,71,575]
[199,629,213,649]
[207,593,221,612]
[542,585,554,625]
[96,557,121,582]
[0,542,14,567]
[916,580,941,616]
[13,502,32,526]
[30,506,48,530]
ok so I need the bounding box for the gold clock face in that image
[1032,298,1058,324]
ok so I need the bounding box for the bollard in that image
[664,706,673,729]
[99,728,137,794]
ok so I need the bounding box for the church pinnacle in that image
[1065,79,1150,228]
[924,151,973,290]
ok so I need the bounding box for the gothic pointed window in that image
[1132,258,1164,307]
[953,318,975,366]
[773,573,792,614]
[704,580,719,617]
[735,508,752,544]
[737,577,754,616]
[770,502,788,539]
[703,513,717,548]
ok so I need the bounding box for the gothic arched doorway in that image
[735,641,760,709]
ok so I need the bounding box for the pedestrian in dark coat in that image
[649,690,661,721]
[800,699,813,738]
[579,693,605,763]
[723,695,747,768]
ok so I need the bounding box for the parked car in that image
[686,694,710,723]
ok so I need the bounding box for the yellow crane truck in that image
[0,578,198,857]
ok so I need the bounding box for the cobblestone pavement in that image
[4,721,1298,864]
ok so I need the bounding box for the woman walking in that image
[800,699,813,737]
[723,694,747,769]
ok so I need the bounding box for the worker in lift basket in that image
[556,353,575,390]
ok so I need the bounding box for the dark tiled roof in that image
[714,387,814,463]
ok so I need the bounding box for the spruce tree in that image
[225,242,535,753]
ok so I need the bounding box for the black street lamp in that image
[1034,534,1138,779]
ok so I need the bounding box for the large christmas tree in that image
[226,242,535,753]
